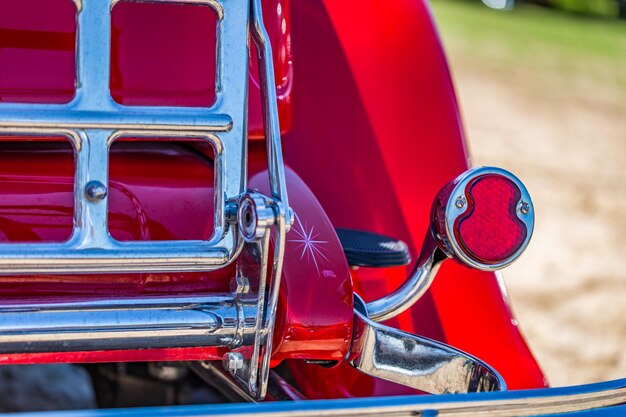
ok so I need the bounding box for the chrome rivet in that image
[230,276,250,295]
[455,196,466,209]
[520,202,530,215]
[85,181,107,202]
[223,352,244,372]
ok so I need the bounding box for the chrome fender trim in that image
[11,378,626,416]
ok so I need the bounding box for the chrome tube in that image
[0,296,257,353]
[366,234,443,322]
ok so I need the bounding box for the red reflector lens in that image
[455,175,526,264]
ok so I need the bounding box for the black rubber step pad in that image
[335,228,411,268]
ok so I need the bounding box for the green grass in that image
[430,0,626,93]
[430,0,625,61]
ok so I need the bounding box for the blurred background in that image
[430,0,625,386]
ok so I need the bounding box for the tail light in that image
[431,167,534,271]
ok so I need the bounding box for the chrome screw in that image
[455,196,466,209]
[85,181,107,202]
[520,202,530,215]
[223,352,244,372]
[230,276,250,295]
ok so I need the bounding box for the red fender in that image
[282,0,547,397]
[249,165,354,365]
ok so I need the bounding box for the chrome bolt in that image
[85,181,107,202]
[455,196,466,209]
[230,276,250,295]
[520,202,530,215]
[238,193,275,242]
[223,352,244,372]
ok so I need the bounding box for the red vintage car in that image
[0,0,623,414]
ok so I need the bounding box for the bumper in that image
[9,378,626,417]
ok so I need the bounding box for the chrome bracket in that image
[218,192,287,399]
[355,167,537,393]
[209,0,291,399]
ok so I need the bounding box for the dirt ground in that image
[445,45,626,387]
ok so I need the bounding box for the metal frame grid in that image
[0,0,250,274]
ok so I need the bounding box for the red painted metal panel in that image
[0,0,545,397]
[283,0,546,396]
[248,167,354,365]
[0,0,76,103]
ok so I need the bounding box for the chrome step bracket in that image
[0,0,292,402]
[349,295,506,394]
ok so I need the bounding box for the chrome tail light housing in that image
[431,166,534,271]
[365,166,534,322]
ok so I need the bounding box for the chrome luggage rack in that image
[0,0,290,400]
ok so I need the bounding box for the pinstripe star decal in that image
[289,213,329,274]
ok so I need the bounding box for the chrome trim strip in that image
[10,379,626,416]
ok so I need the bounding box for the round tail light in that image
[431,167,534,271]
